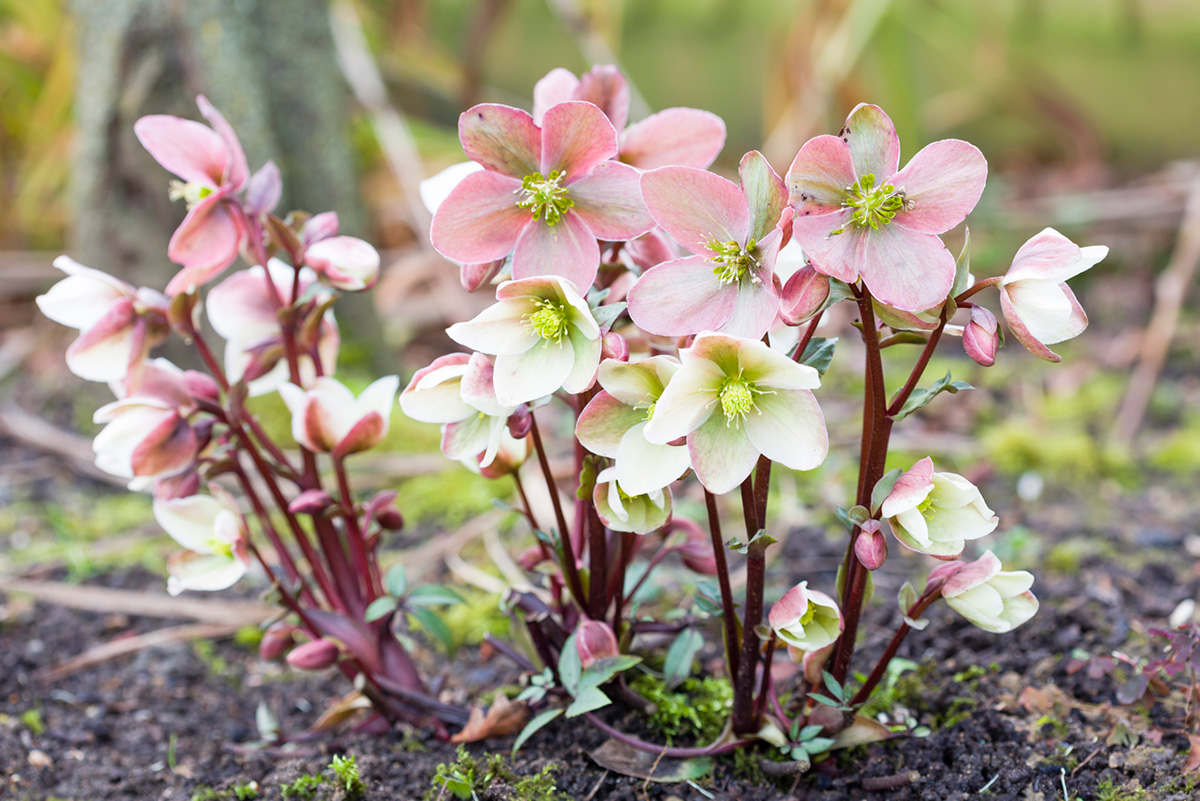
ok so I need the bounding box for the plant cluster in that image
[38,65,1106,774]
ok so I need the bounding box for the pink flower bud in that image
[286,638,340,671]
[245,161,282,215]
[302,211,339,247]
[780,263,830,325]
[183,370,221,405]
[601,332,629,362]
[365,490,405,531]
[460,259,505,292]
[154,470,200,501]
[305,236,381,292]
[517,544,549,571]
[506,405,532,439]
[854,520,887,570]
[576,620,620,668]
[259,622,296,661]
[289,489,335,516]
[962,305,999,367]
[673,518,718,575]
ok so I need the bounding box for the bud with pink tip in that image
[305,236,382,292]
[259,622,296,661]
[286,638,340,671]
[854,519,888,570]
[601,332,629,362]
[576,619,620,668]
[961,305,1000,367]
[780,262,831,325]
[301,211,340,247]
[671,517,718,576]
[289,489,335,516]
[506,405,533,439]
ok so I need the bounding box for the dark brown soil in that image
[4,482,1200,801]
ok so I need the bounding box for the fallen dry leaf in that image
[1183,734,1200,775]
[450,694,529,743]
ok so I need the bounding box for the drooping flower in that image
[786,103,987,312]
[769,581,843,651]
[206,260,339,395]
[36,257,169,382]
[278,375,400,458]
[154,488,250,595]
[135,95,251,295]
[628,151,792,340]
[642,332,827,495]
[576,356,690,496]
[430,101,653,288]
[880,457,998,559]
[593,466,673,535]
[532,65,726,171]
[304,236,381,292]
[939,551,1038,633]
[445,276,601,406]
[999,228,1108,362]
[959,305,1000,366]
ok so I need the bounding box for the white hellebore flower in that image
[768,581,843,652]
[880,457,998,560]
[279,375,400,459]
[593,466,672,535]
[999,228,1107,363]
[446,276,601,406]
[642,332,827,495]
[940,551,1038,633]
[154,490,250,595]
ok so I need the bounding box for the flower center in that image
[643,401,656,422]
[718,377,757,427]
[707,239,760,285]
[516,170,573,225]
[525,298,571,343]
[168,180,214,209]
[797,600,817,627]
[208,538,234,559]
[917,495,937,515]
[841,173,908,230]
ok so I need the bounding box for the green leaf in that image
[364,596,397,622]
[822,671,846,702]
[809,694,842,708]
[557,632,581,694]
[798,336,837,377]
[578,655,642,692]
[566,686,611,718]
[405,585,466,607]
[409,608,456,655]
[798,724,824,742]
[591,301,627,330]
[891,370,973,421]
[383,564,407,598]
[663,628,704,690]
[802,737,836,755]
[512,708,563,755]
[694,580,725,617]
[951,227,971,297]
[834,505,870,533]
[870,468,903,515]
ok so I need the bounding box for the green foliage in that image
[190,783,258,801]
[940,696,980,729]
[438,589,510,650]
[1096,776,1149,801]
[280,774,323,800]
[629,673,732,743]
[329,754,364,798]
[425,746,565,801]
[20,708,44,736]
[395,469,509,527]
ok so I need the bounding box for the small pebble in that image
[28,749,52,768]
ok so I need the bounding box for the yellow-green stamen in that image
[838,173,908,232]
[707,238,760,285]
[168,180,214,209]
[525,297,571,343]
[797,600,817,627]
[516,170,573,225]
[718,376,757,427]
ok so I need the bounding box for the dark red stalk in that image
[704,489,741,680]
[335,456,381,600]
[530,412,586,608]
[586,502,608,620]
[849,586,942,706]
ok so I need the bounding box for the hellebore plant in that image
[41,72,1104,778]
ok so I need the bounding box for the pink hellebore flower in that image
[446,276,602,406]
[593,466,673,535]
[576,356,691,496]
[643,333,828,495]
[135,95,250,295]
[36,257,169,382]
[304,236,381,292]
[880,457,998,560]
[420,162,507,292]
[939,551,1039,633]
[279,375,400,459]
[532,65,727,171]
[786,104,987,312]
[769,581,843,652]
[154,488,250,595]
[628,151,792,340]
[999,228,1107,363]
[430,101,653,288]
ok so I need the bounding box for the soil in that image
[4,477,1200,801]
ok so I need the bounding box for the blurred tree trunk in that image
[70,0,379,349]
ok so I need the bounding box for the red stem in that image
[530,412,586,608]
[704,489,741,681]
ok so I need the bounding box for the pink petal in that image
[688,412,760,495]
[641,167,750,256]
[574,65,630,132]
[769,582,810,629]
[942,551,1002,597]
[532,68,580,125]
[739,151,788,244]
[1006,228,1107,283]
[430,170,527,264]
[568,161,653,241]
[511,209,601,288]
[576,391,644,457]
[744,390,827,472]
[717,277,779,340]
[65,299,139,382]
[333,412,386,458]
[880,457,935,518]
[999,285,1063,362]
[165,194,242,289]
[539,100,618,177]
[458,104,541,179]
[399,354,474,423]
[196,95,249,189]
[786,134,856,215]
[461,352,511,417]
[619,107,726,170]
[131,413,196,477]
[789,210,859,283]
[134,115,227,187]
[627,256,736,336]
[892,140,987,234]
[245,160,282,215]
[840,104,900,181]
[841,224,956,313]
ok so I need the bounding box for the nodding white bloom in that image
[36,257,169,382]
[576,356,691,496]
[880,457,997,560]
[642,332,827,495]
[939,551,1038,633]
[304,236,381,292]
[446,276,601,406]
[399,352,517,468]
[279,375,400,459]
[1000,228,1108,362]
[593,467,672,535]
[154,488,250,595]
[769,581,843,652]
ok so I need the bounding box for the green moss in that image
[280,774,323,800]
[629,673,732,743]
[20,708,44,736]
[233,626,264,650]
[329,754,364,798]
[394,469,508,527]
[425,746,565,801]
[1096,776,1149,801]
[939,696,979,729]
[1148,415,1200,474]
[438,589,509,651]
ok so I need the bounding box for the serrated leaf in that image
[798,336,837,377]
[891,370,973,421]
[409,608,456,655]
[870,468,903,515]
[663,628,704,690]
[364,596,397,622]
[406,585,466,607]
[558,632,581,694]
[383,564,407,598]
[566,686,611,717]
[951,227,972,297]
[513,708,563,755]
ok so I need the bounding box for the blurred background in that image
[2,0,1199,579]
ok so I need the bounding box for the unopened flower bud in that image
[460,259,505,292]
[302,211,339,247]
[153,470,200,501]
[286,638,340,671]
[854,520,888,570]
[576,619,620,668]
[601,332,629,362]
[780,263,830,325]
[289,489,335,516]
[517,544,550,571]
[183,371,221,405]
[259,622,296,661]
[672,518,718,575]
[191,419,215,452]
[507,405,532,439]
[364,490,404,531]
[962,305,999,367]
[305,236,381,292]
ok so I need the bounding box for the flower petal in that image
[458,103,540,179]
[641,167,750,256]
[576,391,644,457]
[196,95,249,189]
[880,457,935,518]
[568,161,654,241]
[642,355,724,444]
[38,257,133,329]
[597,356,676,406]
[430,170,528,264]
[717,272,780,340]
[739,150,788,244]
[540,100,618,177]
[744,390,827,472]
[615,422,691,495]
[619,107,726,170]
[154,495,226,552]
[786,134,856,215]
[166,550,246,595]
[688,412,760,495]
[399,355,474,423]
[511,210,601,288]
[165,194,241,292]
[853,224,957,312]
[65,300,139,382]
[461,352,512,417]
[999,286,1062,362]
[562,327,601,394]
[735,336,820,391]
[789,210,859,283]
[1004,279,1083,345]
[134,115,227,187]
[840,104,900,180]
[532,68,580,125]
[891,140,987,234]
[492,341,575,406]
[574,66,630,132]
[627,256,736,336]
[1006,228,1108,283]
